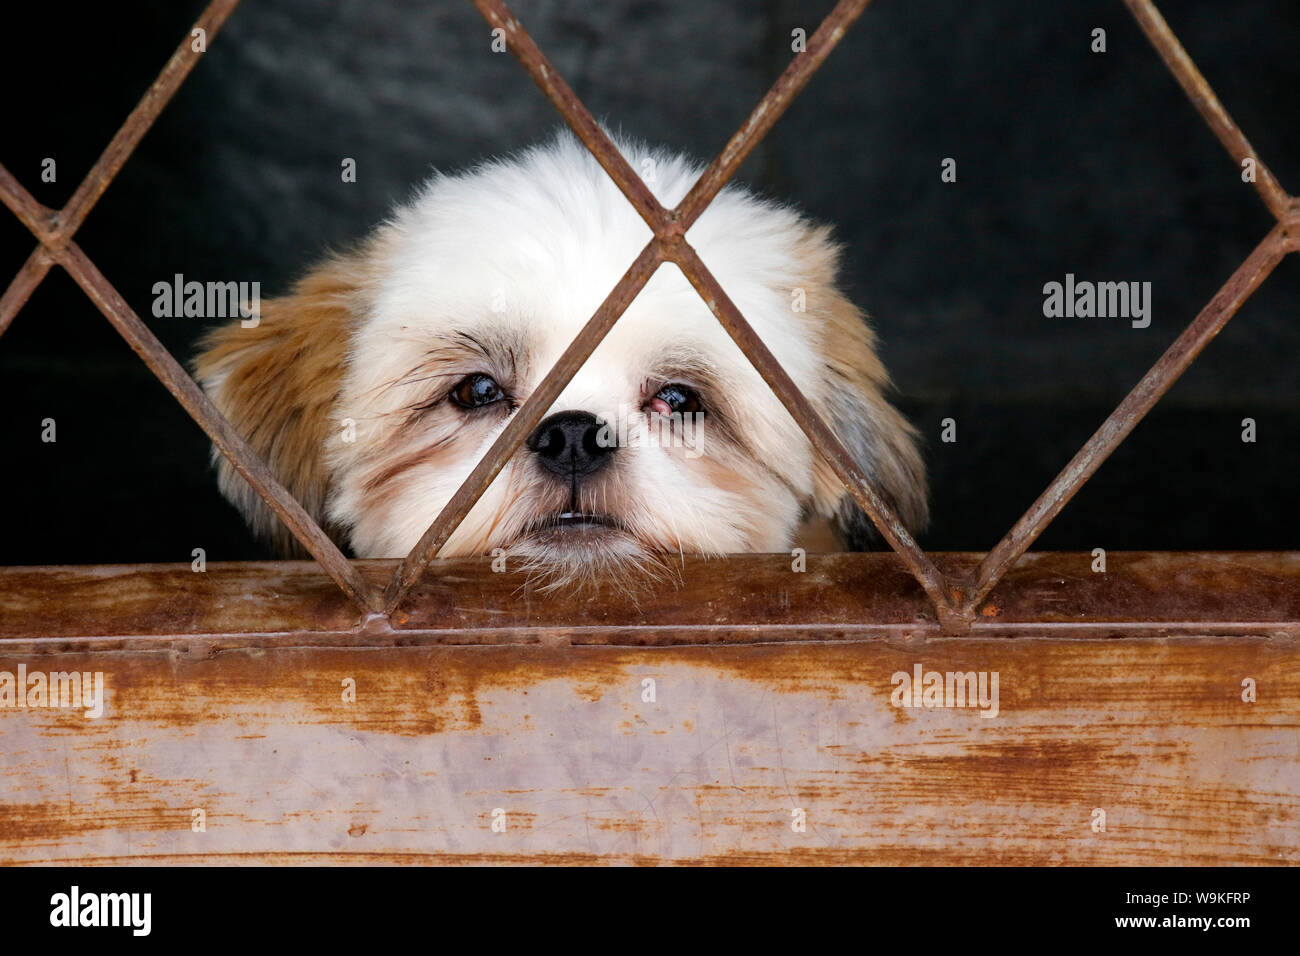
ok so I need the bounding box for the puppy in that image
[194,130,927,587]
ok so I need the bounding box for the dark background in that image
[1,0,1296,565]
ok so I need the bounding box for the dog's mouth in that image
[525,511,623,536]
[504,507,659,592]
[511,508,644,554]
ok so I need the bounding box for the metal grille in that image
[1,0,1295,633]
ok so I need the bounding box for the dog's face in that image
[195,133,927,585]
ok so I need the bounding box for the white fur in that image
[325,131,834,561]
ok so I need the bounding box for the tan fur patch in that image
[360,433,457,497]
[788,227,930,540]
[192,240,388,555]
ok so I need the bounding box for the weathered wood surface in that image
[3,551,1299,647]
[1,552,1296,864]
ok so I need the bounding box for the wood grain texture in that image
[0,553,1296,864]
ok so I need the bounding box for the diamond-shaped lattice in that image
[1,0,1294,631]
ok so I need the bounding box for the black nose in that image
[527,411,613,479]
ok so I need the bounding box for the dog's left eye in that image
[647,383,703,416]
[449,373,506,409]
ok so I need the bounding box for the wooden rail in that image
[2,552,1296,864]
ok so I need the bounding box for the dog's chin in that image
[504,513,672,595]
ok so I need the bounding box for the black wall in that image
[2,0,1297,564]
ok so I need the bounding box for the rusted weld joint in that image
[656,214,687,241]
[936,599,974,636]
[42,217,74,251]
[359,612,395,637]
[656,230,690,260]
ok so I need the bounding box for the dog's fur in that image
[194,131,926,585]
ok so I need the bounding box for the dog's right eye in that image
[449,373,506,409]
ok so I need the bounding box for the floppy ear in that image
[192,253,369,556]
[791,226,929,549]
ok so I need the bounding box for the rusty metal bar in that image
[382,239,667,614]
[392,0,948,617]
[4,552,1299,649]
[5,551,1298,866]
[51,0,243,244]
[667,238,956,616]
[44,237,378,613]
[471,0,667,232]
[0,246,52,338]
[0,164,56,239]
[1123,0,1295,222]
[962,222,1292,614]
[0,0,374,609]
[0,0,1295,638]
[0,0,243,341]
[675,0,874,230]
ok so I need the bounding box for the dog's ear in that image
[791,225,929,549]
[192,253,369,556]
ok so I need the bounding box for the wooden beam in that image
[1,552,1296,863]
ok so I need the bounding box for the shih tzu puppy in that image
[194,130,927,586]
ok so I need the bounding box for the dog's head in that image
[195,132,926,585]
